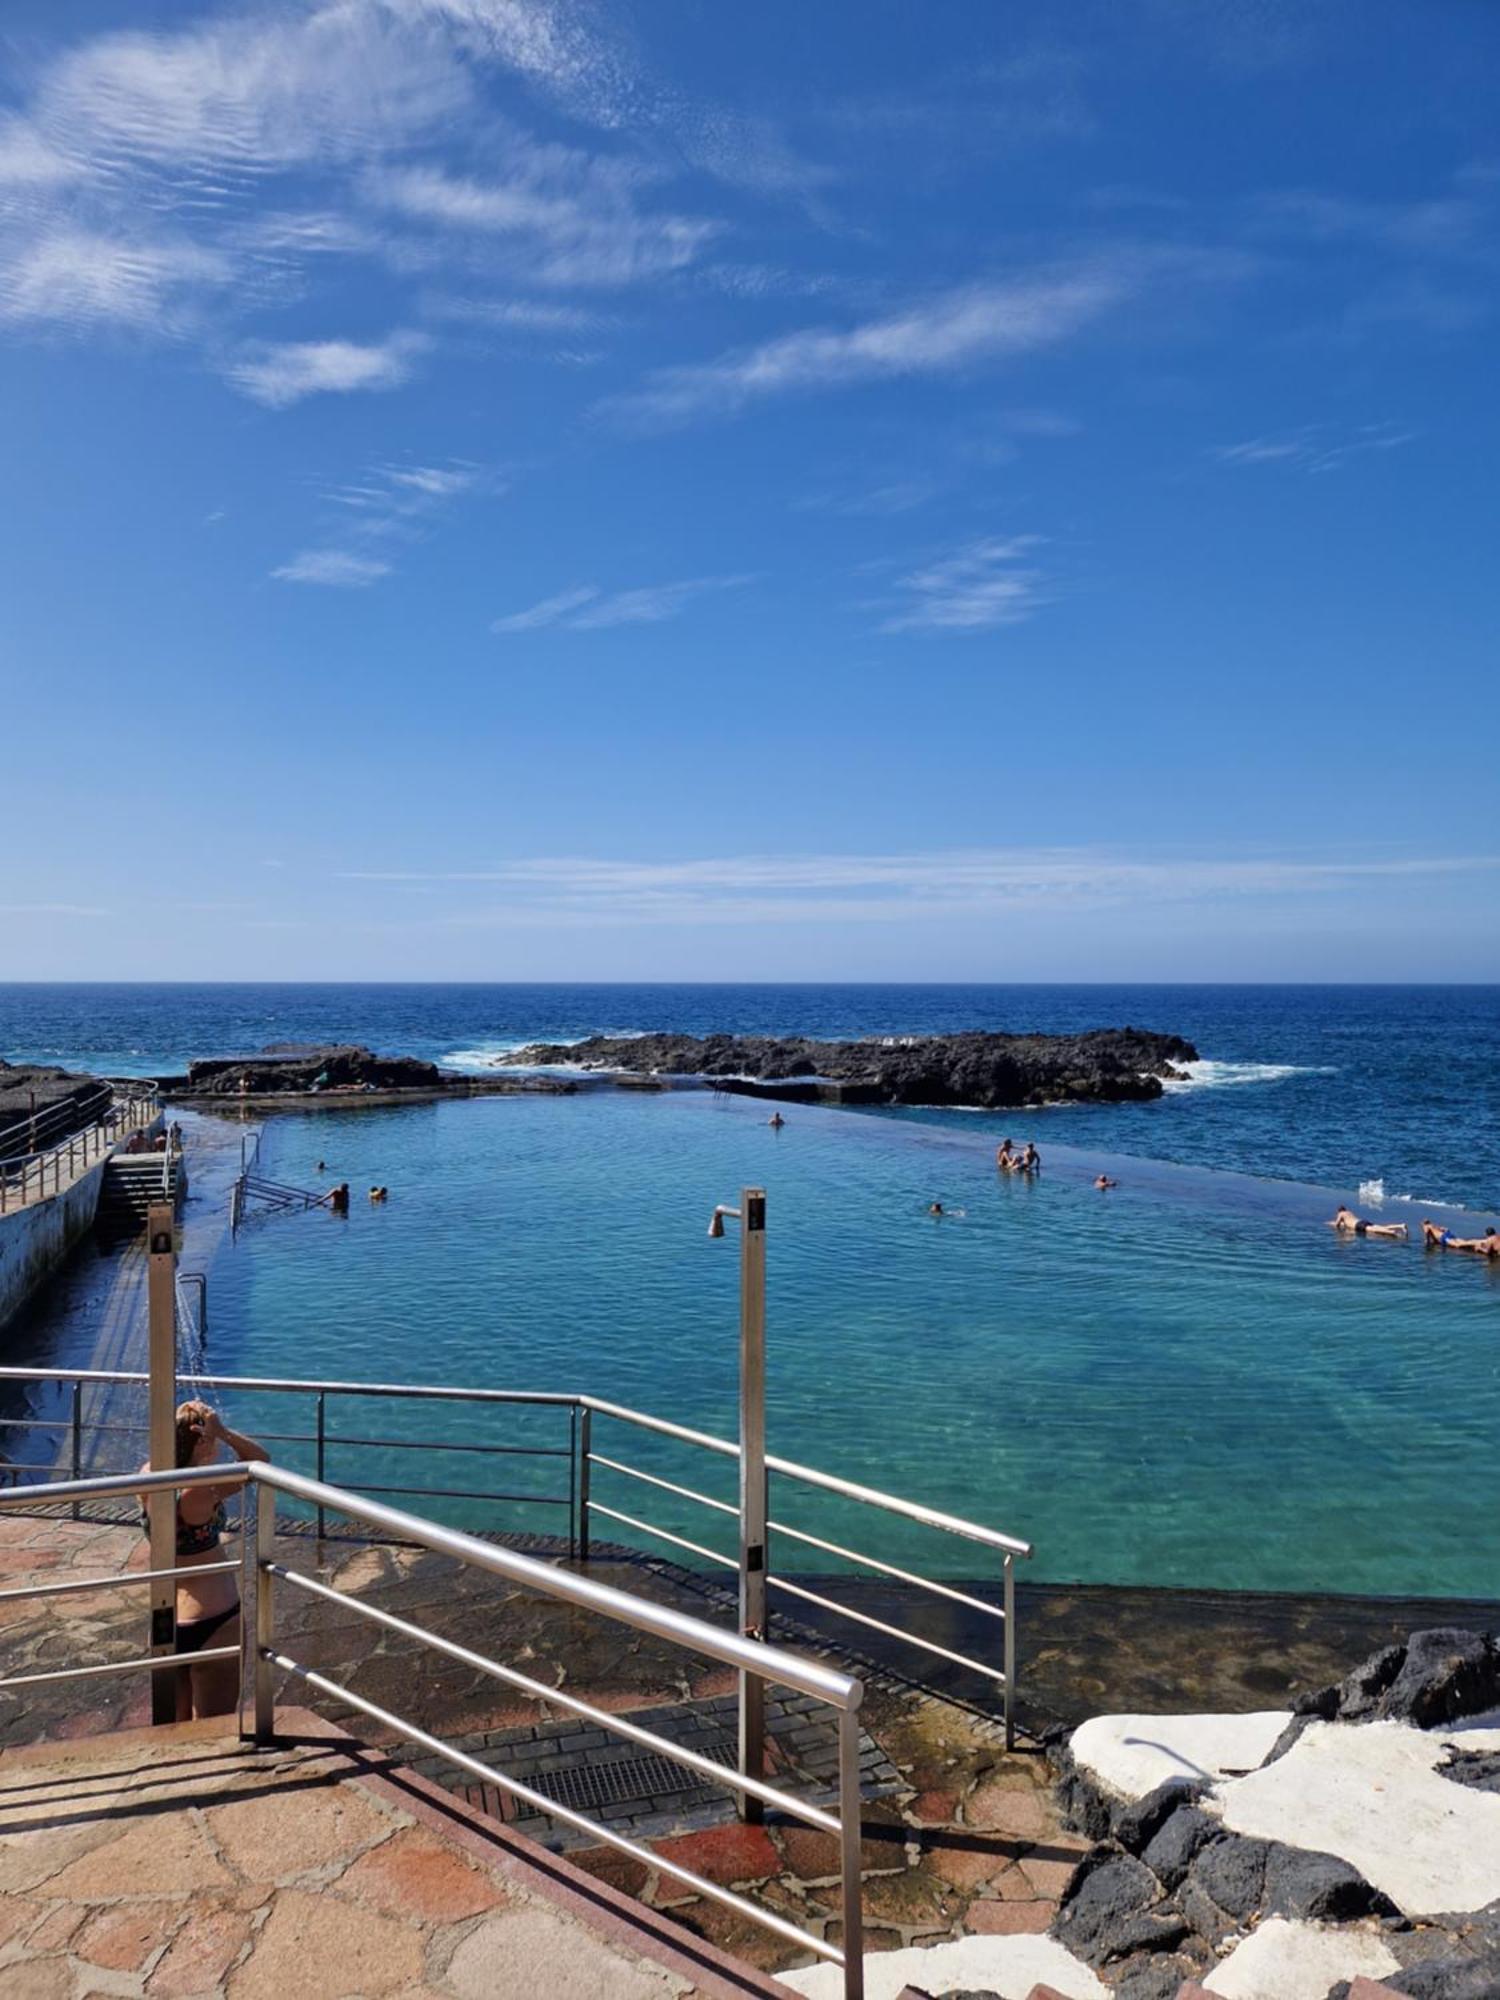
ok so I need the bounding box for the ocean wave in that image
[1162,1059,1337,1093]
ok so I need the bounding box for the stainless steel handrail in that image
[0,1461,867,1997]
[0,1091,161,1214]
[0,1362,1030,1744]
[585,1396,1033,1556]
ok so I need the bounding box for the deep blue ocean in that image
[3,985,1497,1596]
[2,982,1496,1205]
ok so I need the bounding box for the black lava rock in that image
[1141,1806,1220,1892]
[1114,1777,1208,1856]
[184,1044,444,1096]
[1378,1630,1500,1729]
[1114,1946,1214,2000]
[1439,1751,1500,1794]
[1264,1842,1397,1922]
[497,1025,1200,1108]
[1189,1832,1274,1920]
[1338,1642,1411,1721]
[1261,1710,1319,1767]
[1383,1959,1500,1999]
[1053,1851,1189,1966]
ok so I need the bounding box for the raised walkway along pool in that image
[18,1087,1500,1601]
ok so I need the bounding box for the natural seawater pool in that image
[190,1089,1499,1599]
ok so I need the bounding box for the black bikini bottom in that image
[175,1601,240,1655]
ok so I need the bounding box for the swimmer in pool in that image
[1094,1175,1118,1190]
[996,1139,1015,1170]
[1424,1218,1500,1255]
[1329,1205,1408,1241]
[928,1201,944,1216]
[768,1112,785,1129]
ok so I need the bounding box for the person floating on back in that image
[1330,1204,1408,1241]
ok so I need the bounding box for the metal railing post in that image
[1003,1553,1016,1752]
[577,1404,592,1563]
[254,1480,275,1740]
[838,1702,865,2000]
[69,1382,83,1520]
[314,1393,327,1540]
[738,1187,768,1823]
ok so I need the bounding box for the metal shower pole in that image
[708,1184,769,1822]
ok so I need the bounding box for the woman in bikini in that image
[138,1400,268,1721]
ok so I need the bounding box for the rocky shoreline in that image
[493,1026,1200,1109]
[1038,1626,1500,2000]
[159,1043,575,1104]
[150,1026,1201,1113]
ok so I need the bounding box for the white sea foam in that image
[1355,1179,1471,1212]
[1162,1059,1336,1093]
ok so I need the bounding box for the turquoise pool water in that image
[192,1090,1499,1598]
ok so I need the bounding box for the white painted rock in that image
[777,1932,1109,2000]
[1202,1916,1400,1999]
[1068,1709,1291,1803]
[1216,1715,1500,1917]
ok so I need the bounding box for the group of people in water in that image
[1328,1205,1498,1259]
[994,1138,1041,1175]
[315,1162,389,1214]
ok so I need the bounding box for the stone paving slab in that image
[0,1712,799,1999]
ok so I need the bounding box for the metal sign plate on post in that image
[146,1205,178,1722]
[738,1186,768,1821]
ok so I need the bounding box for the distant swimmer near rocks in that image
[1329,1204,1408,1241]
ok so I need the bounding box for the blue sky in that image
[2,0,1496,981]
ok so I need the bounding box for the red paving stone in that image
[964,1894,1057,1935]
[651,1820,783,1887]
[74,1903,180,1972]
[337,1826,500,1923]
[145,1906,254,1997]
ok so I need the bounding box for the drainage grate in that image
[523,1742,738,1816]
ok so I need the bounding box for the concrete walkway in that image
[0,1715,786,1999]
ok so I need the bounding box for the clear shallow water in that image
[180,1091,1498,1597]
[2,981,1497,1205]
[4,984,1496,1597]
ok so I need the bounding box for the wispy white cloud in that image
[491,574,753,633]
[881,536,1049,634]
[371,160,714,288]
[0,227,231,330]
[0,0,730,353]
[426,293,607,332]
[332,847,1500,927]
[1215,421,1415,474]
[1252,188,1487,258]
[600,268,1129,429]
[271,549,392,588]
[490,584,602,631]
[273,455,491,584]
[226,332,426,407]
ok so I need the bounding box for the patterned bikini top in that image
[139,1499,227,1558]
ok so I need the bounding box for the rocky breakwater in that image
[494,1026,1199,1109]
[166,1043,574,1101]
